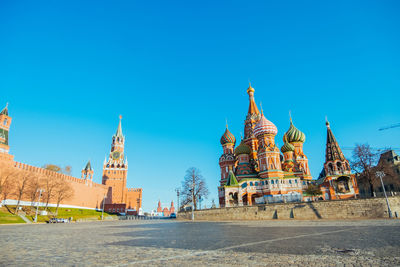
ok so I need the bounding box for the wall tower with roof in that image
[82,161,94,181]
[0,104,12,154]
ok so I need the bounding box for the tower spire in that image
[115,115,123,138]
[0,103,8,116]
[246,83,259,115]
[325,120,345,162]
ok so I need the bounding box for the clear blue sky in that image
[1,0,399,212]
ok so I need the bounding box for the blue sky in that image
[1,0,399,211]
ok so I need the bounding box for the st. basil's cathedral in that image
[218,84,359,207]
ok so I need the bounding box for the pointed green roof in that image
[225,171,239,186]
[115,115,123,138]
[0,103,8,116]
[84,161,92,171]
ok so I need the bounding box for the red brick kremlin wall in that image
[1,156,109,209]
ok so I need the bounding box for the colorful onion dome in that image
[281,134,295,153]
[234,140,251,155]
[285,119,306,143]
[254,113,278,137]
[220,127,236,145]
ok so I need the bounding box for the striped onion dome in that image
[220,128,236,145]
[281,134,295,153]
[234,140,251,155]
[285,119,306,143]
[254,113,278,137]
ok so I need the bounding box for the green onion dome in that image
[220,128,236,145]
[285,119,306,143]
[281,134,295,153]
[234,140,251,155]
[281,141,295,153]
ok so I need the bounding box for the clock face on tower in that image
[112,151,121,160]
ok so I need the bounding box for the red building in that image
[102,116,142,213]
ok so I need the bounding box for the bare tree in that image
[63,165,72,176]
[14,170,31,213]
[43,164,72,176]
[54,179,74,214]
[0,163,16,206]
[43,175,58,211]
[43,164,62,173]
[181,167,209,210]
[26,173,43,211]
[351,144,391,197]
[304,184,322,201]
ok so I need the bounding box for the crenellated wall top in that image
[13,161,108,189]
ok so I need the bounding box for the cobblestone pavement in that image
[1,219,400,266]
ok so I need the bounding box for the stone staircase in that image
[18,212,32,224]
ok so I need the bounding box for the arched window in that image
[3,118,7,126]
[328,163,333,174]
[271,180,274,184]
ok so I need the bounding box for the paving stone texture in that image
[1,219,400,266]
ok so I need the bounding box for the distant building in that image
[357,150,400,197]
[316,120,359,200]
[155,200,175,217]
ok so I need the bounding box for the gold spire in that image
[289,110,292,123]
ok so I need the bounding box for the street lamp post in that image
[175,188,180,211]
[191,178,195,221]
[376,171,392,218]
[101,195,107,221]
[34,189,44,223]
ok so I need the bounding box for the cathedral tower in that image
[283,116,312,179]
[243,84,260,162]
[219,125,236,186]
[254,110,283,178]
[317,119,358,200]
[102,115,128,203]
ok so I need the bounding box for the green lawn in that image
[25,207,117,222]
[0,206,117,224]
[0,207,25,224]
